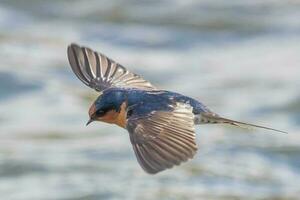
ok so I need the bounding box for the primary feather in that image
[127,102,197,174]
[67,43,156,92]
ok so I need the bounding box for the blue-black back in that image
[98,88,210,117]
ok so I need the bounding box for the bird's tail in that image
[196,112,287,134]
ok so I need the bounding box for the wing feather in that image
[67,43,156,92]
[127,103,197,174]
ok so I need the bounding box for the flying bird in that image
[67,43,286,174]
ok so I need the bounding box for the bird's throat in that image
[99,102,127,128]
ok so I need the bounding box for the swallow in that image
[67,43,286,174]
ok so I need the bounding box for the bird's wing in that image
[67,43,156,92]
[127,102,197,174]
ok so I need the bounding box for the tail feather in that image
[199,113,287,134]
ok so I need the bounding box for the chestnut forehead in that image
[88,103,96,116]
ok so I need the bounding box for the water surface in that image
[0,1,299,200]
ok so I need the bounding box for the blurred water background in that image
[0,0,299,199]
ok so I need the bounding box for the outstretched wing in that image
[127,103,197,174]
[67,43,156,92]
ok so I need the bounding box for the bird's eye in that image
[94,105,114,117]
[96,109,105,116]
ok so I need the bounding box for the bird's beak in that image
[86,118,94,126]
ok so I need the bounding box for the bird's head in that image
[86,90,127,126]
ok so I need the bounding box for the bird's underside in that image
[67,43,287,174]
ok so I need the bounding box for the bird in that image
[67,43,286,174]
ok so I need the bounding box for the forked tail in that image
[197,112,287,134]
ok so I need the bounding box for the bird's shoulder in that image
[125,90,177,117]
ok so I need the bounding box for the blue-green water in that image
[0,1,299,199]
